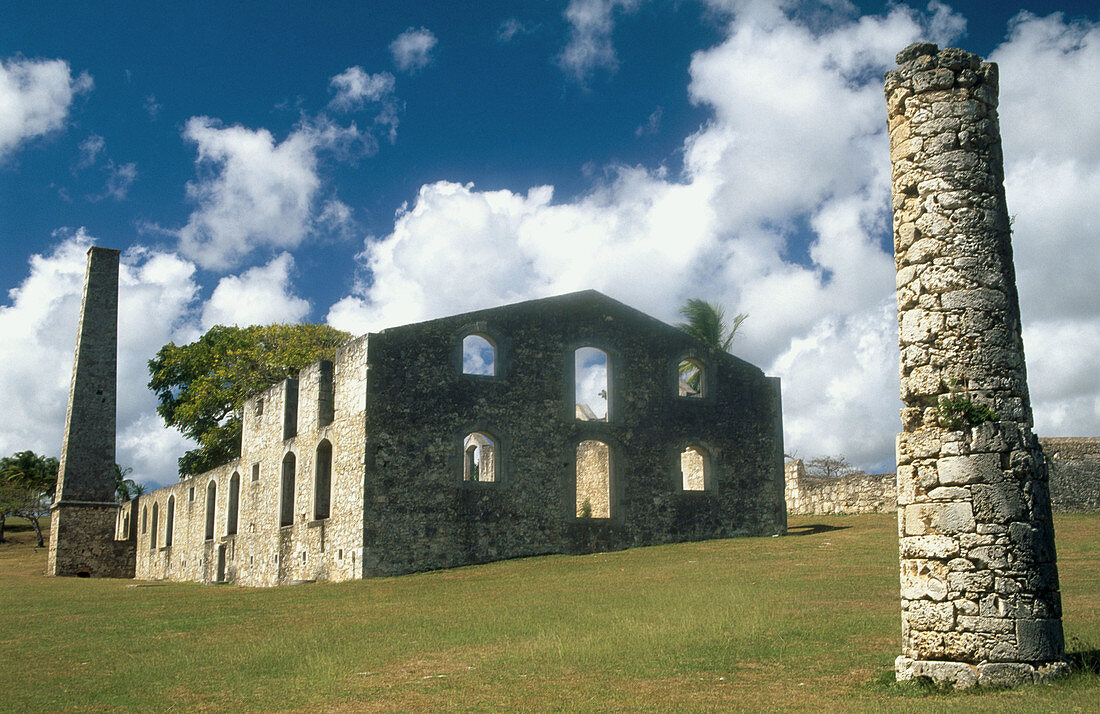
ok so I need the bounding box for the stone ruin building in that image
[48,38,1074,691]
[49,267,786,586]
[886,43,1066,686]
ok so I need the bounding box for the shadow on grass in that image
[1067,637,1100,675]
[786,523,851,536]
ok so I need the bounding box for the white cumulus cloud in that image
[0,55,92,160]
[390,27,437,73]
[991,11,1100,439]
[328,66,396,111]
[176,116,359,270]
[557,0,639,83]
[200,253,311,329]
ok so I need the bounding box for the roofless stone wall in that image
[784,459,896,515]
[886,43,1065,687]
[1041,437,1100,513]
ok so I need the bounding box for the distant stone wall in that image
[784,442,1100,516]
[784,459,897,515]
[1041,438,1100,513]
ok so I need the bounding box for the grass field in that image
[1,513,1097,712]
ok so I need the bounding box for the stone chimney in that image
[885,43,1065,687]
[47,246,134,578]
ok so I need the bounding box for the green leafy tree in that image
[0,450,59,547]
[0,481,28,544]
[148,323,351,478]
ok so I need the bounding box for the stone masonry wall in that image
[783,444,1097,516]
[1041,437,1100,513]
[887,43,1065,687]
[360,291,786,577]
[784,459,897,515]
[134,335,369,586]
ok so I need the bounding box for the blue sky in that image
[1,1,1097,488]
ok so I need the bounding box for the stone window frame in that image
[567,429,623,523]
[279,450,296,529]
[565,339,620,426]
[141,505,148,534]
[455,321,508,380]
[165,495,176,547]
[204,479,217,541]
[456,426,507,488]
[672,350,714,403]
[150,502,159,550]
[672,440,719,495]
[313,439,333,521]
[227,472,241,536]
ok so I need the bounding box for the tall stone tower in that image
[885,43,1065,687]
[48,246,135,578]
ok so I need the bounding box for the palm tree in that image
[677,299,747,352]
[0,451,58,547]
[114,464,145,502]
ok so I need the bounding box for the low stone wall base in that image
[896,656,1070,688]
[48,503,135,578]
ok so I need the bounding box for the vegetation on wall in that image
[148,324,351,478]
[937,380,998,430]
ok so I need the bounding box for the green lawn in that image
[1,513,1097,712]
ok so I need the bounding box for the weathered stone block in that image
[957,615,1012,634]
[940,288,1007,311]
[977,662,1035,687]
[909,600,955,631]
[896,656,978,688]
[972,484,1021,523]
[948,570,992,592]
[901,535,959,559]
[938,453,1000,485]
[927,486,969,500]
[897,430,941,462]
[969,545,1008,569]
[900,559,949,601]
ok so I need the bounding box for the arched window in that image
[576,440,611,518]
[462,334,496,376]
[681,445,710,491]
[280,452,296,527]
[462,432,497,482]
[165,496,175,547]
[142,506,148,534]
[122,513,130,540]
[205,480,217,540]
[150,503,159,549]
[227,472,240,536]
[575,347,609,421]
[677,358,705,398]
[314,440,332,520]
